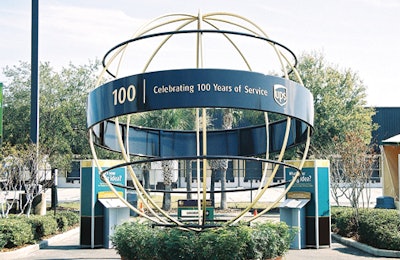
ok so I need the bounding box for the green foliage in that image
[0,233,7,249]
[0,211,79,250]
[26,215,58,240]
[134,109,194,130]
[357,208,400,250]
[0,218,34,248]
[293,52,376,156]
[331,207,358,237]
[1,62,31,145]
[250,221,293,259]
[55,214,69,232]
[195,225,252,260]
[111,221,159,260]
[2,60,100,172]
[55,210,80,231]
[111,221,293,260]
[332,207,400,250]
[158,228,197,259]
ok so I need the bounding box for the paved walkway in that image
[18,228,120,260]
[4,226,390,260]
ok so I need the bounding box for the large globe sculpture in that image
[86,12,314,230]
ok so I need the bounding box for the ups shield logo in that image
[273,84,287,106]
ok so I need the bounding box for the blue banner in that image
[87,69,314,157]
[87,69,313,128]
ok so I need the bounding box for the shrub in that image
[55,215,69,232]
[332,207,400,251]
[55,211,80,231]
[250,221,293,259]
[331,207,358,237]
[158,227,197,260]
[27,215,58,240]
[111,221,293,260]
[357,208,400,250]
[0,218,34,249]
[195,225,252,260]
[111,221,157,260]
[0,233,7,249]
[60,210,80,225]
[0,211,80,250]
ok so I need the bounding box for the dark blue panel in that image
[371,107,400,144]
[87,69,313,128]
[244,161,262,181]
[88,69,314,157]
[91,118,308,157]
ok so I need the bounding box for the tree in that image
[185,160,192,200]
[2,62,32,145]
[328,131,375,229]
[329,132,376,208]
[2,60,100,172]
[294,52,378,227]
[134,109,194,210]
[208,108,236,209]
[0,143,51,217]
[293,52,376,157]
[0,144,24,217]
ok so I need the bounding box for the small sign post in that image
[177,199,214,221]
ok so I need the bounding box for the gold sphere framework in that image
[86,12,314,230]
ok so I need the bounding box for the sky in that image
[1,0,399,107]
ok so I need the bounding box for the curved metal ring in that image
[102,29,298,78]
[99,154,302,194]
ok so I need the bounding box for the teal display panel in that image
[284,160,331,248]
[80,160,126,248]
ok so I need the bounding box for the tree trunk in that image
[162,160,173,210]
[210,170,216,207]
[162,184,172,211]
[185,160,192,199]
[220,169,227,209]
[220,108,233,210]
[143,169,150,190]
[33,192,46,215]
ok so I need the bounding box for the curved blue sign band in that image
[87,69,313,157]
[91,118,309,157]
[87,69,313,128]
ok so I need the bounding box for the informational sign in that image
[87,69,314,158]
[177,199,214,221]
[80,160,126,248]
[87,69,313,128]
[284,160,330,248]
